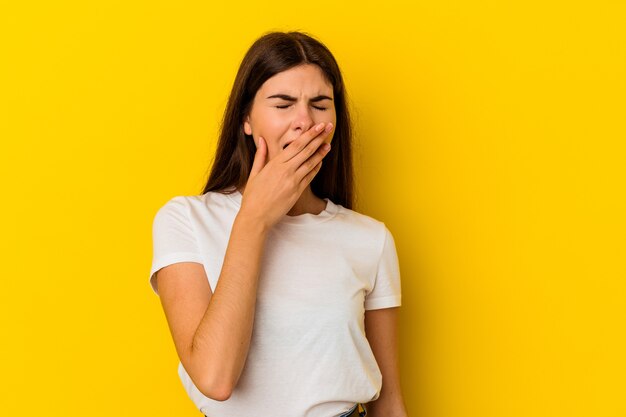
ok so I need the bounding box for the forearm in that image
[364,308,408,416]
[190,213,268,397]
[365,386,408,417]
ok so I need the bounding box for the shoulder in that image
[152,191,239,231]
[154,191,232,216]
[335,204,384,228]
[153,195,195,221]
[151,196,195,234]
[332,204,391,248]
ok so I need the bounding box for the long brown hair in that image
[201,31,354,209]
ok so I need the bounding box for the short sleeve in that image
[149,197,204,296]
[364,226,402,310]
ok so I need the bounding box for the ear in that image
[243,115,252,136]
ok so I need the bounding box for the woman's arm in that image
[157,214,268,401]
[364,307,409,417]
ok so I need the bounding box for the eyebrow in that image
[266,94,333,103]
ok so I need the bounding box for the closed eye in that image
[275,105,327,111]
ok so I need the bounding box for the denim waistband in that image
[338,402,367,417]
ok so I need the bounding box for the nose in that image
[293,103,315,133]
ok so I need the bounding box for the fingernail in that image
[323,143,331,151]
[316,123,325,132]
[325,123,333,132]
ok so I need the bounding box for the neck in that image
[286,186,327,216]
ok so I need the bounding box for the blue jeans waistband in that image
[338,403,367,417]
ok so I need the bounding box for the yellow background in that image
[1,1,624,416]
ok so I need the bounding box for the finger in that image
[299,159,323,188]
[289,126,333,170]
[294,141,331,180]
[249,136,267,179]
[279,122,328,163]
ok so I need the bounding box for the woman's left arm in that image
[364,307,409,417]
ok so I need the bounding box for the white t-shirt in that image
[149,189,402,417]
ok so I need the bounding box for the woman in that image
[149,31,408,417]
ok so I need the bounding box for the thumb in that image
[249,136,267,179]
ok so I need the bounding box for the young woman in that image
[149,31,408,417]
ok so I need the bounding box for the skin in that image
[156,63,408,414]
[364,307,409,417]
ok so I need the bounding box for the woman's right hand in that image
[238,122,334,230]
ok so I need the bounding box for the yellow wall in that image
[1,1,624,416]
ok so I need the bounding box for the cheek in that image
[328,108,337,126]
[252,109,287,136]
[266,117,287,135]
[324,108,337,125]
[326,111,337,142]
[249,110,289,156]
